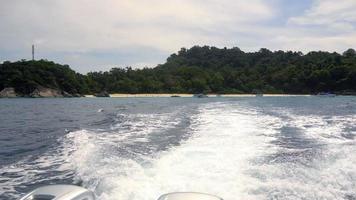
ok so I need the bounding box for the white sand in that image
[84,93,311,98]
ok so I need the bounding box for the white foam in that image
[247,108,356,199]
[3,101,356,200]
[0,110,181,199]
[67,102,280,200]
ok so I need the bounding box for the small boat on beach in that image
[193,93,208,98]
[316,92,336,97]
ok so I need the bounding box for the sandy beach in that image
[84,94,311,98]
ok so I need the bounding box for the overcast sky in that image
[1,0,355,73]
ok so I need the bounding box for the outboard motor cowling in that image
[19,185,95,200]
[158,192,223,200]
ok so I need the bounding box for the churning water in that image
[1,97,356,200]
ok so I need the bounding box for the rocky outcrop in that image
[30,86,63,98]
[94,91,110,97]
[72,93,83,97]
[0,86,83,98]
[62,91,72,97]
[62,91,82,98]
[0,87,18,98]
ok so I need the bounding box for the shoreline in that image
[85,94,312,98]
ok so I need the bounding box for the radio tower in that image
[32,44,35,60]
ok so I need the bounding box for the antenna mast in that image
[32,44,35,60]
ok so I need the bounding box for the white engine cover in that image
[158,192,223,200]
[19,185,95,200]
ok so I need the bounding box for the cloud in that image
[0,0,355,72]
[0,0,276,72]
[0,0,274,51]
[289,0,356,31]
[278,0,356,52]
[291,0,356,22]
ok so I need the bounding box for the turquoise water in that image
[1,97,356,199]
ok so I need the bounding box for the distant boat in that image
[193,93,208,98]
[94,91,110,97]
[171,95,181,97]
[252,89,263,97]
[317,92,336,97]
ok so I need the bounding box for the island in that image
[1,46,356,97]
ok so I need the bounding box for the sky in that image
[0,0,355,73]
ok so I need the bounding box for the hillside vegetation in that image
[0,60,89,95]
[1,46,356,95]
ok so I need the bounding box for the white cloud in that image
[289,0,356,31]
[0,0,276,71]
[0,0,274,52]
[0,0,355,72]
[276,0,356,53]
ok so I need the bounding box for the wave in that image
[2,100,356,200]
[63,103,280,200]
[252,107,356,199]
[0,106,193,199]
[67,102,356,200]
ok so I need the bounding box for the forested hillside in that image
[0,60,89,95]
[1,46,356,95]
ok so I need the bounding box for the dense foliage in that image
[1,46,356,95]
[0,60,89,95]
[87,46,356,94]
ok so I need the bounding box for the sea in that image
[0,96,356,200]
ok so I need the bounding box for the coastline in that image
[84,94,312,98]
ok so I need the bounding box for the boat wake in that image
[1,100,356,200]
[64,103,280,200]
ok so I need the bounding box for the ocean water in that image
[1,97,356,200]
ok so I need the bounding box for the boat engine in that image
[19,185,95,200]
[158,192,223,200]
[19,185,224,200]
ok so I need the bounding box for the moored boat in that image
[193,93,208,98]
[316,92,336,97]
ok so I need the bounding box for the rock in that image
[338,90,356,96]
[62,91,73,97]
[193,93,208,98]
[72,93,83,97]
[0,86,81,98]
[0,87,18,98]
[61,92,83,98]
[30,86,63,98]
[94,91,110,97]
